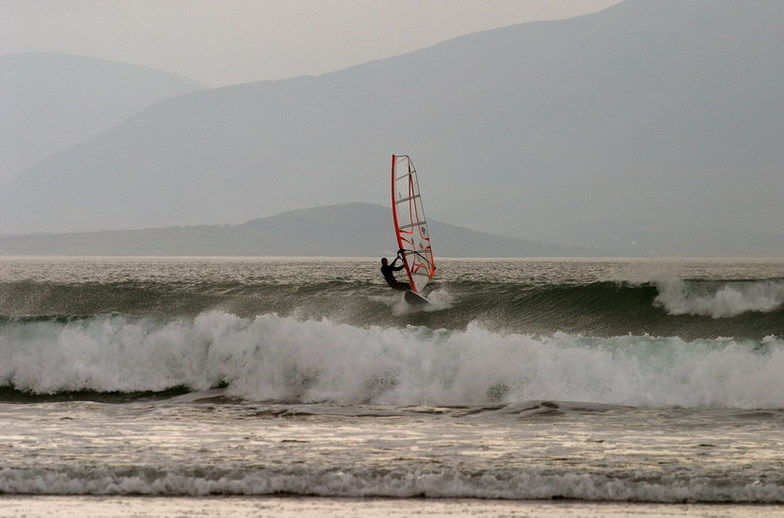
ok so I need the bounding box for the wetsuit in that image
[381,257,410,291]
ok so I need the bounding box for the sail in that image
[390,155,436,293]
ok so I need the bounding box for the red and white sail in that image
[390,155,436,293]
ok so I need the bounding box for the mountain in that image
[0,53,205,184]
[1,1,782,257]
[0,203,598,257]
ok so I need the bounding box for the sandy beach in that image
[3,496,784,518]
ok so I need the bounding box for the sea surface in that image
[1,256,783,516]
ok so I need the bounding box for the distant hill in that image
[0,53,205,183]
[0,203,600,257]
[1,1,782,256]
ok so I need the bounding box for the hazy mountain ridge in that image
[0,203,599,257]
[1,1,782,256]
[0,53,206,184]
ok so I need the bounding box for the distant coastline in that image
[0,202,603,258]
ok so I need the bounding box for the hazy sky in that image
[2,0,622,86]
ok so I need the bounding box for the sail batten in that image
[395,194,421,203]
[398,220,426,231]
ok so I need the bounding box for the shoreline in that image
[2,496,783,518]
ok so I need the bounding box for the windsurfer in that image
[380,250,411,291]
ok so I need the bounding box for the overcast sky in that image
[2,0,622,86]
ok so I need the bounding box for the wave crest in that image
[2,311,783,409]
[654,278,784,318]
[2,466,782,502]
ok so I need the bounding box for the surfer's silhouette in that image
[380,250,410,291]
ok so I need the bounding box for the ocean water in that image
[1,256,783,516]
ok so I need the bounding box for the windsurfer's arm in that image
[391,253,406,270]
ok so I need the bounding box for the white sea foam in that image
[388,287,454,315]
[653,278,784,318]
[1,467,782,502]
[1,311,783,408]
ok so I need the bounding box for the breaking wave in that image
[2,311,783,409]
[654,278,784,318]
[2,276,783,339]
[2,465,783,502]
